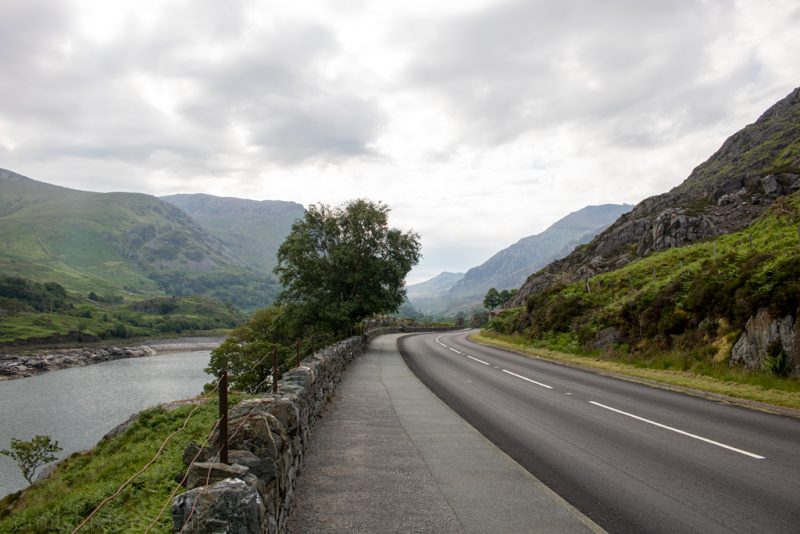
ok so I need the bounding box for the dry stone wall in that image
[172,327,459,533]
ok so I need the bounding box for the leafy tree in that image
[206,307,292,393]
[483,287,501,310]
[275,199,421,333]
[1,435,62,485]
[498,289,517,306]
[454,311,466,328]
[207,306,332,392]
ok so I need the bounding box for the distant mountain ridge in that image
[513,86,800,305]
[406,272,465,299]
[409,203,631,315]
[161,193,305,273]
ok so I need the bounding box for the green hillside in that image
[0,276,244,344]
[0,170,278,311]
[488,192,800,390]
[161,194,305,273]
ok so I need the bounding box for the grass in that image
[0,296,244,345]
[473,331,800,412]
[0,394,243,533]
[489,193,800,393]
[0,175,281,310]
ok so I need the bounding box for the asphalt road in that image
[399,330,800,534]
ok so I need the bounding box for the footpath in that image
[286,333,604,533]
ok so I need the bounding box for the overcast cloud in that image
[0,0,797,282]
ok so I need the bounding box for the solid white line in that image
[502,369,553,389]
[588,401,766,460]
[467,355,490,366]
[449,347,462,354]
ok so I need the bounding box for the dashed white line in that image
[449,347,462,354]
[588,401,766,460]
[501,369,553,389]
[467,355,491,366]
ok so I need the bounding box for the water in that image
[0,350,211,497]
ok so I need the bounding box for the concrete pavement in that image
[285,333,602,533]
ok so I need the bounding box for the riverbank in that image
[0,336,223,381]
[0,395,236,532]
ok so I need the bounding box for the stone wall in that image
[172,327,460,533]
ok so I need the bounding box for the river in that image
[0,350,212,498]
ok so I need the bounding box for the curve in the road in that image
[399,330,800,534]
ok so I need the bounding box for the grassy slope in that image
[486,193,800,406]
[161,194,305,274]
[472,332,800,411]
[0,189,240,294]
[0,171,281,315]
[0,396,243,533]
[0,295,243,345]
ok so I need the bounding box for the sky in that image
[0,0,798,284]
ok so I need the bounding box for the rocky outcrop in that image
[0,345,156,380]
[512,87,800,306]
[637,208,718,255]
[730,309,798,375]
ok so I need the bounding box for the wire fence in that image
[70,331,350,533]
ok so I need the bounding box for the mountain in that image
[161,194,305,273]
[406,272,465,300]
[409,204,631,315]
[0,169,278,309]
[513,86,800,305]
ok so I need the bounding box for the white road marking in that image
[467,355,490,366]
[565,393,572,396]
[502,369,553,389]
[588,401,766,460]
[449,348,462,354]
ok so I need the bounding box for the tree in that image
[1,435,62,485]
[275,199,421,333]
[498,289,517,306]
[205,306,317,393]
[483,287,501,310]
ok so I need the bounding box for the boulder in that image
[760,174,779,196]
[730,308,797,373]
[172,478,265,534]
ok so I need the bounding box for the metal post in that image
[272,347,279,394]
[296,339,301,368]
[219,369,228,465]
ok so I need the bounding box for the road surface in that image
[399,330,800,534]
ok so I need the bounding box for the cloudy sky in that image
[0,0,797,283]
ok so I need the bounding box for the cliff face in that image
[513,87,800,304]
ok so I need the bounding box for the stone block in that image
[173,478,265,534]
